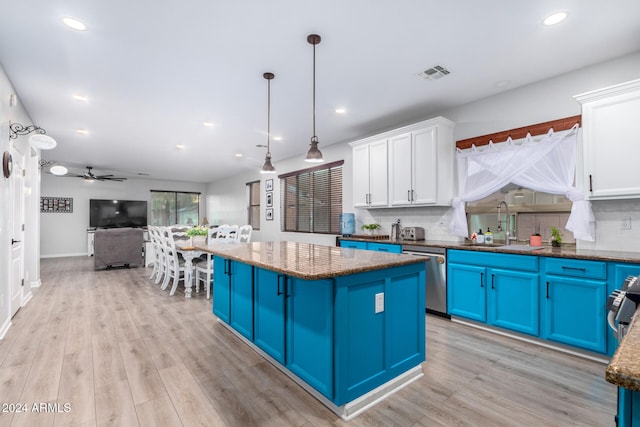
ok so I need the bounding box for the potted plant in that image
[187,225,208,246]
[550,226,563,247]
[361,223,381,236]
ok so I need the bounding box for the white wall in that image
[205,51,640,251]
[40,174,207,257]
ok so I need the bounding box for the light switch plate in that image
[375,292,384,313]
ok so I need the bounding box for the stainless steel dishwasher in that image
[402,245,448,317]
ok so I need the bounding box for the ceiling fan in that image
[64,166,127,182]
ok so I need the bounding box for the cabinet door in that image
[448,263,487,322]
[286,277,333,400]
[339,240,367,249]
[367,242,402,253]
[254,268,286,363]
[388,133,413,206]
[488,268,539,336]
[368,139,388,207]
[352,144,371,207]
[543,275,606,353]
[607,263,640,356]
[229,261,254,340]
[579,81,640,199]
[213,256,231,323]
[411,127,438,205]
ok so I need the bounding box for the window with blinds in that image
[247,180,260,230]
[279,160,343,234]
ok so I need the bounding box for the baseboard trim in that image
[22,291,33,306]
[450,317,610,364]
[0,318,11,340]
[217,318,423,421]
[30,279,42,289]
[41,253,87,258]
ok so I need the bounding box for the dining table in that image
[175,241,205,298]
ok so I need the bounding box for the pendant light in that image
[261,72,276,173]
[305,34,324,163]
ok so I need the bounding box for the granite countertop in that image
[338,237,640,263]
[607,312,640,391]
[193,241,426,280]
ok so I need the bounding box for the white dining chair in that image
[148,226,165,284]
[193,226,220,300]
[160,226,186,296]
[236,225,252,242]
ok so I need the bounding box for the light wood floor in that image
[0,256,617,426]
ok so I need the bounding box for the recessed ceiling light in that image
[234,153,244,158]
[72,94,88,101]
[335,108,346,114]
[543,11,568,26]
[76,129,88,135]
[273,136,282,141]
[203,122,214,127]
[176,144,185,149]
[62,17,87,31]
[494,80,511,89]
[50,165,68,176]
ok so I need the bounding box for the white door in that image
[10,148,25,318]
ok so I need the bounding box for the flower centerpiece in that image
[187,225,208,246]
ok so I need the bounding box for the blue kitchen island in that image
[201,241,426,420]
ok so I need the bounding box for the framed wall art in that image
[266,208,274,221]
[41,196,73,213]
[265,179,273,192]
[266,192,273,207]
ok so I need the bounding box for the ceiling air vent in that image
[418,65,450,80]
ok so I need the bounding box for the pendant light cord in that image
[267,77,271,154]
[312,41,316,140]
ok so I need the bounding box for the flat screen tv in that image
[90,199,147,228]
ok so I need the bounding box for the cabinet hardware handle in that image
[491,274,495,290]
[411,189,415,202]
[277,274,284,296]
[561,266,586,272]
[589,174,593,193]
[546,281,549,299]
[223,259,228,275]
[480,272,484,287]
[408,190,411,202]
[226,259,232,276]
[11,239,21,244]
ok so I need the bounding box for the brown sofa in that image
[94,227,144,270]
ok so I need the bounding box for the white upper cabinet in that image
[352,139,388,207]
[575,79,640,200]
[350,116,455,208]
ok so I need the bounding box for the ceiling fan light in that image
[305,137,324,163]
[261,153,276,174]
[50,165,68,176]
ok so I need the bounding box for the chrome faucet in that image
[497,200,512,245]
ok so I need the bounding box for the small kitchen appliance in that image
[400,226,425,241]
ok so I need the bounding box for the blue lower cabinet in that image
[333,263,425,405]
[489,269,539,336]
[286,276,334,400]
[367,242,402,253]
[254,268,286,364]
[212,257,254,340]
[542,275,606,353]
[617,387,640,427]
[448,263,487,322]
[340,240,367,249]
[213,257,231,323]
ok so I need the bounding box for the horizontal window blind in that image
[280,160,343,234]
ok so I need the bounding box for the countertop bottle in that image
[476,229,485,244]
[485,228,493,244]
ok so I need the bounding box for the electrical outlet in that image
[621,218,632,230]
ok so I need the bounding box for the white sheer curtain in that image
[449,124,595,241]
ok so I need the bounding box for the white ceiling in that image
[1,0,639,183]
